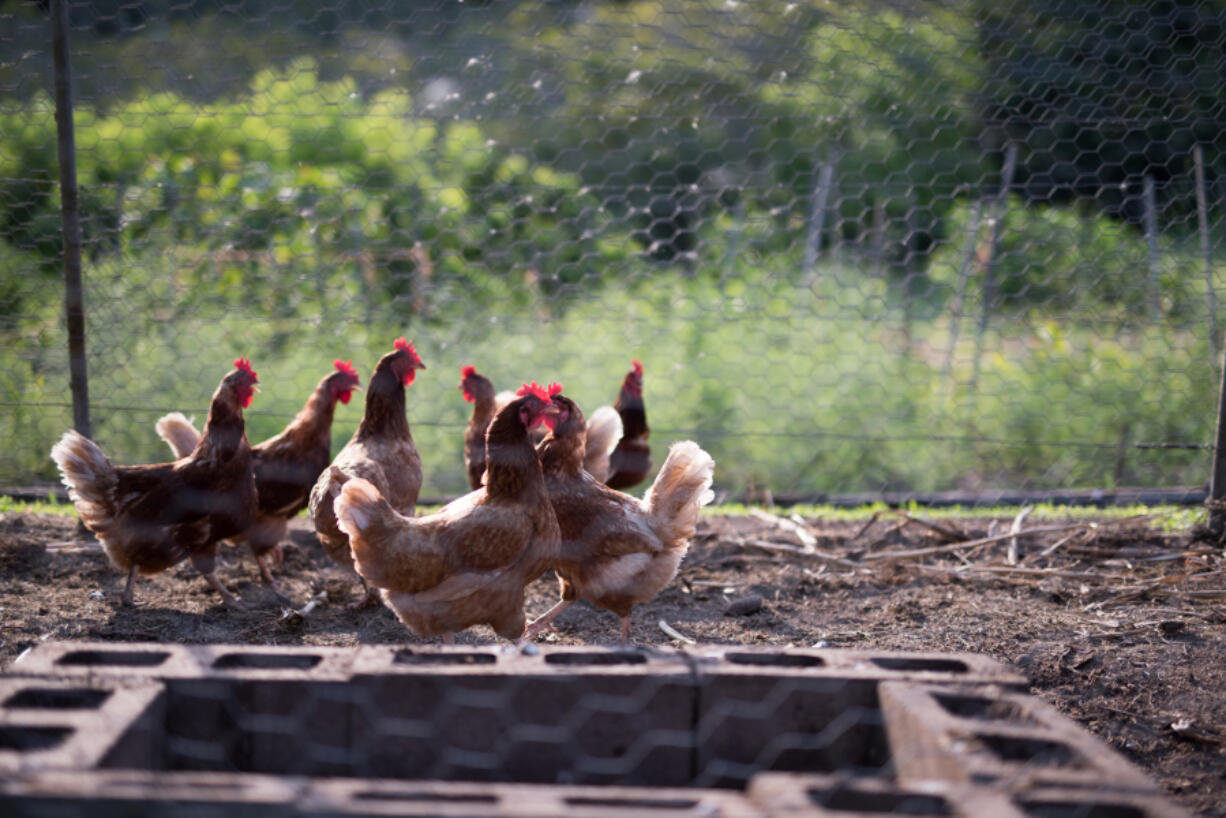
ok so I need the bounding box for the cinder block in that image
[308,777,765,816]
[349,644,695,678]
[692,646,1027,688]
[0,769,303,818]
[690,672,888,789]
[0,677,163,773]
[1008,785,1195,818]
[347,656,698,786]
[747,771,1000,816]
[9,642,200,678]
[879,682,1156,793]
[0,640,1187,818]
[747,773,1194,817]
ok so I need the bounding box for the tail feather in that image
[641,441,715,550]
[582,405,624,483]
[154,412,200,459]
[50,430,118,533]
[334,478,442,592]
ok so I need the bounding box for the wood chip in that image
[658,619,696,645]
[747,508,817,549]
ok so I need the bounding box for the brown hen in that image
[332,382,562,641]
[50,358,260,607]
[309,338,425,605]
[154,359,361,594]
[526,392,714,645]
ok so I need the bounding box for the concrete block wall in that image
[0,642,1193,817]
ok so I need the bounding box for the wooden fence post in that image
[803,151,838,283]
[1194,144,1218,367]
[942,197,983,383]
[970,143,1018,391]
[1142,174,1161,321]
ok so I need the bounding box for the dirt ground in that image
[1,509,1224,816]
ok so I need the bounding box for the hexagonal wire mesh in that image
[2,1,1224,502]
[2,5,1217,813]
[0,643,1187,817]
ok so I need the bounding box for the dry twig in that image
[747,508,817,550]
[1006,504,1035,565]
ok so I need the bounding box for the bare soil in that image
[1,510,1223,815]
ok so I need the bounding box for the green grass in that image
[710,502,1204,533]
[0,495,78,516]
[7,492,1201,532]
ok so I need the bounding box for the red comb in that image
[547,382,563,397]
[461,365,476,378]
[333,359,358,379]
[632,359,643,378]
[233,356,257,380]
[393,337,421,362]
[516,381,553,403]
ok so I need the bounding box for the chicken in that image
[153,360,362,593]
[525,392,714,645]
[458,365,498,491]
[308,338,425,604]
[581,406,623,483]
[460,365,620,487]
[332,382,562,641]
[603,359,651,489]
[49,358,260,608]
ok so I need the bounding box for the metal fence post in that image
[51,0,91,440]
[1210,335,1226,538]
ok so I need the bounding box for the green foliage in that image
[928,198,1207,316]
[1,62,607,318]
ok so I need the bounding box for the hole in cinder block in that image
[565,796,702,809]
[544,651,648,665]
[354,791,499,804]
[394,649,496,666]
[57,650,170,667]
[725,652,824,668]
[869,657,968,673]
[4,688,112,710]
[809,787,952,814]
[0,725,73,751]
[1017,799,1148,818]
[975,733,1083,767]
[933,694,1038,725]
[101,664,888,788]
[212,653,321,670]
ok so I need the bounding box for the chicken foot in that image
[348,577,382,610]
[523,599,573,640]
[254,551,292,604]
[620,615,633,647]
[190,552,246,610]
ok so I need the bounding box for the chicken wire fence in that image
[2,0,1225,501]
[0,643,1172,817]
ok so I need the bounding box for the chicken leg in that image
[524,599,573,640]
[120,564,140,607]
[190,552,246,609]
